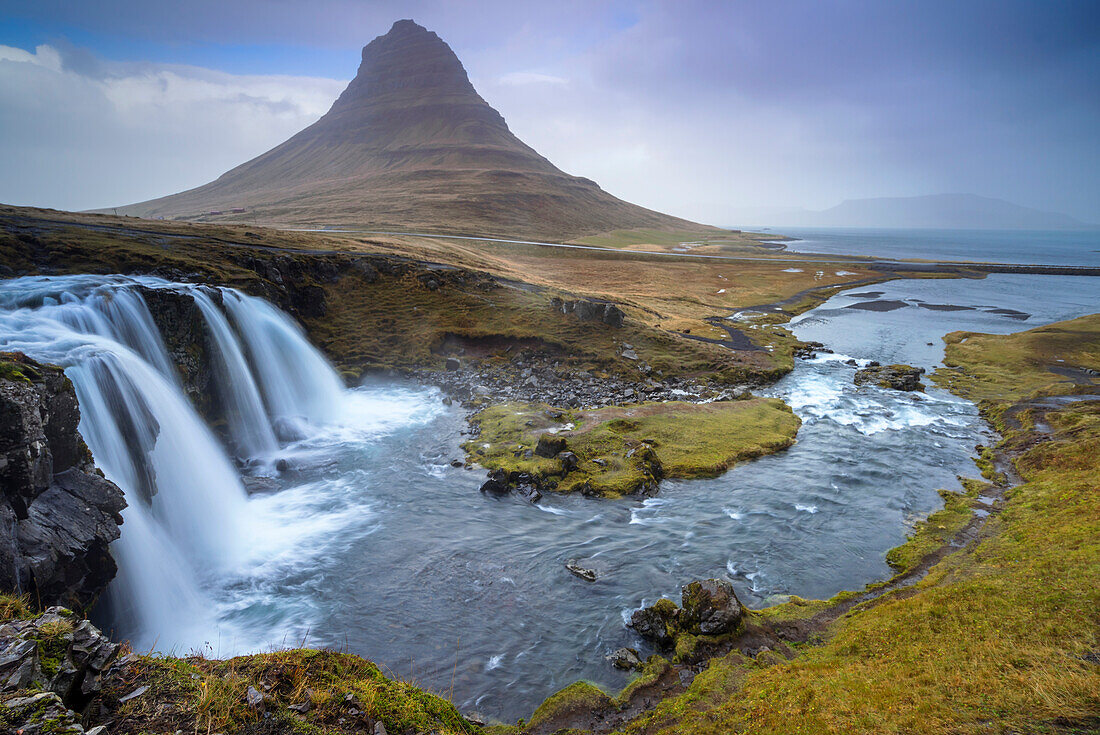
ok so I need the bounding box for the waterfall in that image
[189,288,278,459]
[0,274,348,648]
[222,290,345,437]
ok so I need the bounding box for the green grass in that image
[613,314,1100,735]
[465,399,801,497]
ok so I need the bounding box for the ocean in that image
[764,227,1100,267]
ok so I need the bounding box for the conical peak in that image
[340,19,475,101]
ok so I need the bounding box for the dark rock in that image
[445,356,461,371]
[535,434,567,458]
[479,469,510,495]
[628,598,679,647]
[352,260,379,283]
[565,560,598,581]
[854,364,925,391]
[0,354,126,610]
[516,484,542,503]
[680,579,744,635]
[558,451,579,473]
[606,647,643,670]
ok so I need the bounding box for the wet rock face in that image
[0,353,126,610]
[0,607,120,731]
[854,363,925,391]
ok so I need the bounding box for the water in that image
[0,271,1095,722]
[774,227,1100,267]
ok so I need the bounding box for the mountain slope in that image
[113,20,706,240]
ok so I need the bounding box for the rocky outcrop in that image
[0,606,120,733]
[854,363,925,391]
[0,353,125,610]
[550,297,625,328]
[629,579,745,648]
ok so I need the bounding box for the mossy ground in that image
[607,314,1100,735]
[99,647,482,735]
[465,399,801,497]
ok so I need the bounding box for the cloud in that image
[0,43,345,211]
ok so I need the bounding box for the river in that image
[0,271,1095,722]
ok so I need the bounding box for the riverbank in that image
[514,311,1099,734]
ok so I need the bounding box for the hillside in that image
[110,20,707,240]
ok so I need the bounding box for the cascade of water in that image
[221,290,345,434]
[189,288,278,459]
[0,274,350,648]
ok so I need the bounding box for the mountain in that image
[729,194,1092,230]
[111,20,705,240]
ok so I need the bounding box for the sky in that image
[0,0,1097,225]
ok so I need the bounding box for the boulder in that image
[550,297,626,328]
[854,364,925,391]
[606,647,643,671]
[628,598,679,647]
[479,469,510,495]
[558,451,579,473]
[679,579,744,635]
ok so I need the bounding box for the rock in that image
[565,560,598,581]
[606,647,643,670]
[445,356,461,371]
[854,364,925,391]
[680,579,744,635]
[374,722,388,735]
[479,469,510,495]
[0,354,127,610]
[2,690,83,733]
[535,434,567,458]
[550,297,625,328]
[628,598,679,647]
[516,484,542,503]
[246,685,265,709]
[621,348,639,361]
[558,451,579,473]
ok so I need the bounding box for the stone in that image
[854,364,925,391]
[628,598,679,647]
[247,685,265,709]
[445,356,461,371]
[680,579,744,635]
[606,647,643,670]
[374,722,388,735]
[565,560,598,581]
[535,434,567,458]
[558,451,579,473]
[479,469,510,495]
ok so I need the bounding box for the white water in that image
[0,275,363,649]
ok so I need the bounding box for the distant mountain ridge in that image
[732,194,1093,230]
[110,20,706,240]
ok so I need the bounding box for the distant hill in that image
[109,20,706,240]
[731,194,1093,230]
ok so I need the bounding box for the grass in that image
[465,399,801,497]
[103,647,482,735]
[610,314,1100,734]
[934,313,1100,406]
